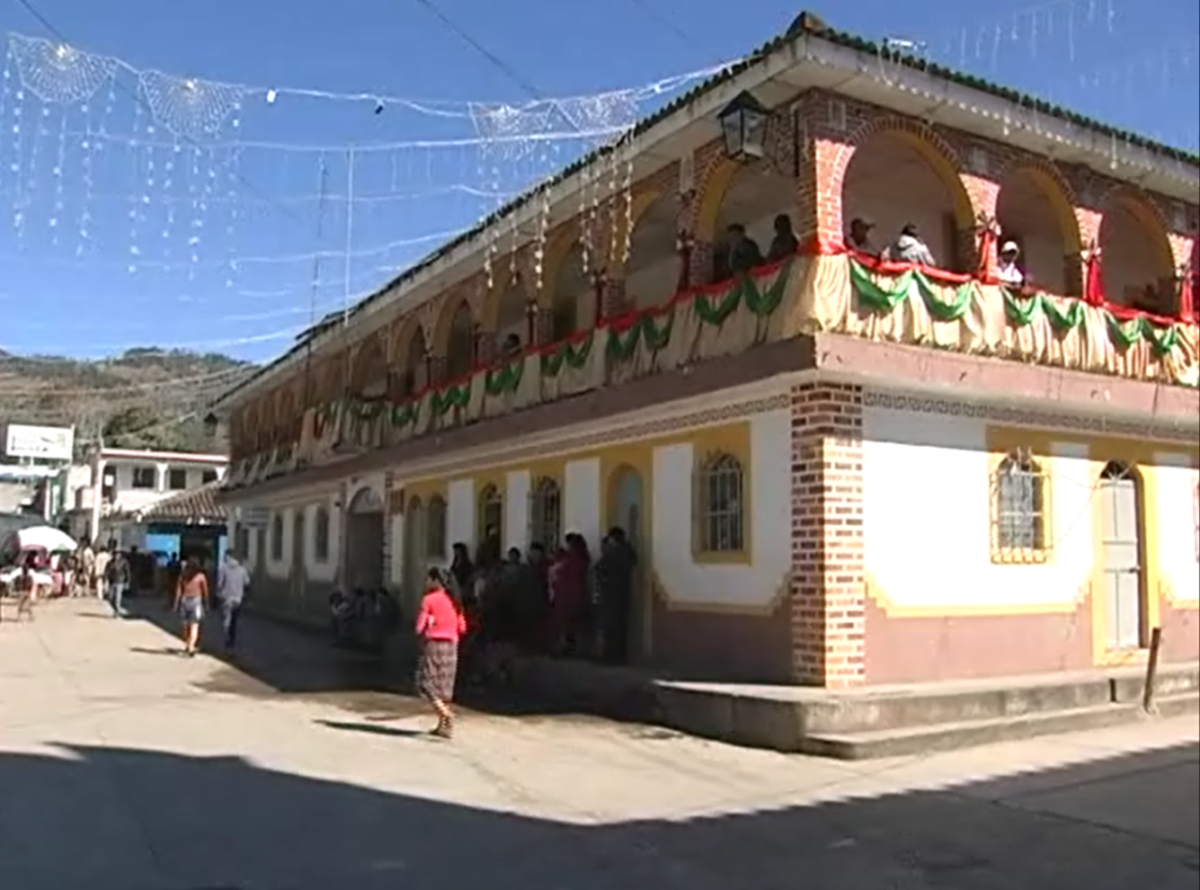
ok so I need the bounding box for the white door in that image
[1099,462,1144,651]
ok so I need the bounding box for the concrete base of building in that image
[506,658,1200,759]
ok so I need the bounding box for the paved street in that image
[1,597,1197,890]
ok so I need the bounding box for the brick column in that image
[789,381,865,688]
[427,355,447,387]
[601,277,627,320]
[689,240,714,287]
[960,174,997,276]
[476,329,497,367]
[534,306,556,345]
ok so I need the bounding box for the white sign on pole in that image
[3,424,75,461]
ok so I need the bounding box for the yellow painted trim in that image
[651,568,790,617]
[693,156,742,242]
[861,126,976,235]
[1086,440,1160,666]
[864,571,1086,618]
[600,442,656,658]
[1003,164,1083,258]
[612,189,668,276]
[689,421,753,566]
[984,426,1057,566]
[473,474,507,546]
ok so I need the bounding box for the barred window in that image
[313,506,331,563]
[270,514,284,561]
[426,494,448,560]
[991,451,1048,561]
[529,476,562,550]
[694,453,745,554]
[478,483,504,545]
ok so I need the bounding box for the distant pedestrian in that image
[94,544,112,602]
[414,567,466,739]
[216,550,251,654]
[106,550,131,618]
[11,555,38,621]
[173,557,209,657]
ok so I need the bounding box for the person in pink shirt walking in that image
[414,567,467,738]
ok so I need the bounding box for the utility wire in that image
[410,0,544,100]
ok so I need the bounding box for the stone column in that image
[789,381,866,688]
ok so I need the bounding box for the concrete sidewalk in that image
[1,598,1196,890]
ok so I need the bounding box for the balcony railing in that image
[225,242,1198,488]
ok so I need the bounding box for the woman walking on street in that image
[414,567,466,738]
[173,557,209,657]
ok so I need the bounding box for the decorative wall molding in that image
[396,393,791,484]
[863,390,1198,445]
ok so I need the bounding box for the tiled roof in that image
[136,482,227,523]
[213,10,1200,406]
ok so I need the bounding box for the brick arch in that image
[482,266,529,330]
[431,292,476,356]
[1100,187,1177,277]
[693,155,745,242]
[832,116,976,236]
[617,189,671,268]
[348,333,387,394]
[389,312,427,370]
[996,159,1083,257]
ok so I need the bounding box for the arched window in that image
[478,483,504,545]
[270,514,284,561]
[529,476,562,549]
[446,303,475,380]
[694,453,745,554]
[396,325,425,398]
[990,450,1048,562]
[426,494,448,560]
[313,505,331,563]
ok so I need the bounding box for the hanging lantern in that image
[718,91,769,162]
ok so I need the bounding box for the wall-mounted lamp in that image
[718,91,770,163]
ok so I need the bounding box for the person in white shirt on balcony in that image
[996,241,1025,287]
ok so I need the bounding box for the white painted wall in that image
[650,409,791,608]
[302,502,339,583]
[563,458,602,552]
[864,406,1090,610]
[389,513,405,587]
[504,470,531,552]
[447,479,475,552]
[1153,454,1200,604]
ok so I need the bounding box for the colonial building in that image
[213,14,1199,688]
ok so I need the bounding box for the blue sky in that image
[1,0,1196,362]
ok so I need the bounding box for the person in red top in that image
[414,567,467,738]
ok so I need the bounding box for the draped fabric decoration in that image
[227,248,1198,488]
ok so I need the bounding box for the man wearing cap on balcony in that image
[996,240,1024,287]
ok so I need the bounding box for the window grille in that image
[529,476,563,550]
[426,495,448,560]
[694,453,745,554]
[990,450,1048,562]
[478,484,504,545]
[314,507,331,563]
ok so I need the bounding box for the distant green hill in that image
[0,347,256,455]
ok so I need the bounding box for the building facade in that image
[213,15,1199,687]
[68,447,227,545]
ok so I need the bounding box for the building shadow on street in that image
[0,736,1195,890]
[120,598,591,721]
